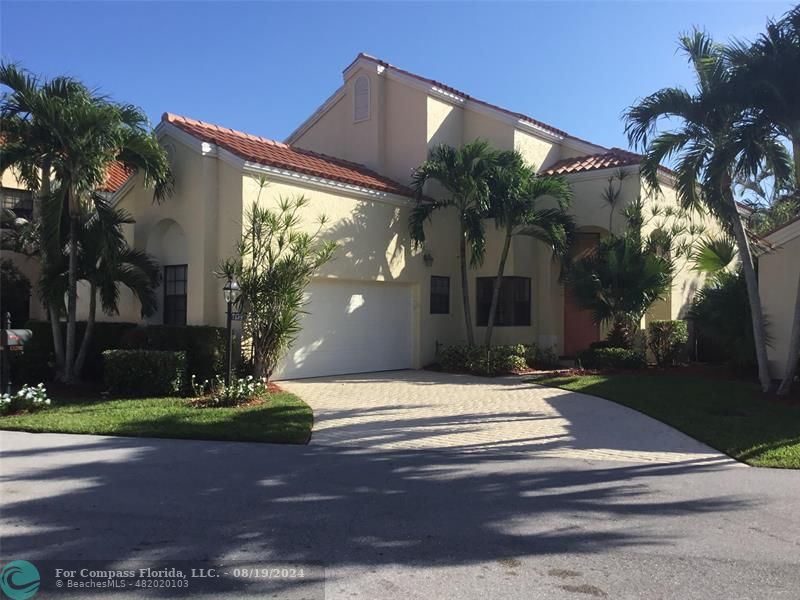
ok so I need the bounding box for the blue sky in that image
[1,1,795,152]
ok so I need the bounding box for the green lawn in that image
[532,372,800,468]
[0,392,313,444]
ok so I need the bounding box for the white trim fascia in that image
[284,86,346,144]
[241,161,412,207]
[155,121,218,156]
[766,218,800,246]
[107,173,137,208]
[343,56,387,81]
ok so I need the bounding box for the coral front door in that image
[563,233,601,357]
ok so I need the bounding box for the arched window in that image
[354,75,370,122]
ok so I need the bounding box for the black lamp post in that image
[223,277,241,386]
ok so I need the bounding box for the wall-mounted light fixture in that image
[423,249,434,268]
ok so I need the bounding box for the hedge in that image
[11,320,138,383]
[103,350,187,396]
[577,347,646,369]
[438,344,538,375]
[120,325,226,381]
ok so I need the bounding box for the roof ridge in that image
[162,112,291,148]
[351,54,606,149]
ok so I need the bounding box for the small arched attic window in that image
[353,75,370,122]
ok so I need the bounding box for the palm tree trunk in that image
[39,161,66,373]
[47,305,64,372]
[776,135,800,396]
[484,229,512,347]
[64,192,79,383]
[725,187,771,393]
[459,229,475,345]
[73,282,96,378]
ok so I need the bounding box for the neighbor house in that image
[21,54,724,379]
[759,216,800,378]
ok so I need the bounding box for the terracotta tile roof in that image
[541,148,644,176]
[99,162,132,192]
[162,113,415,198]
[349,53,602,149]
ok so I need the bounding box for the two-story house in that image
[69,54,720,379]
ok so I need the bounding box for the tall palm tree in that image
[0,65,92,371]
[483,150,574,346]
[727,5,800,394]
[0,62,172,382]
[624,30,792,392]
[410,140,496,345]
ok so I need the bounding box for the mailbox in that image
[1,329,32,351]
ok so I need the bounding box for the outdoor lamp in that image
[223,277,241,386]
[223,278,241,304]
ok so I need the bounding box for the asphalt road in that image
[1,428,799,599]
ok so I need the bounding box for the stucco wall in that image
[241,174,469,366]
[111,134,243,328]
[760,227,800,377]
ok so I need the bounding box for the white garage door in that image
[273,280,414,380]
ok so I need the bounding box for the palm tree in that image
[0,65,92,372]
[563,201,674,348]
[483,150,574,346]
[410,140,496,345]
[624,30,792,392]
[73,200,160,374]
[3,197,161,378]
[0,62,172,382]
[727,5,800,394]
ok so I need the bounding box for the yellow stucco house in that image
[759,216,800,377]
[4,54,722,379]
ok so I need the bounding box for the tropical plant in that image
[410,140,496,345]
[483,150,574,346]
[727,5,800,394]
[624,30,792,392]
[3,198,160,377]
[219,183,336,380]
[0,62,172,382]
[647,320,689,366]
[600,168,630,231]
[563,201,675,348]
[689,270,759,369]
[67,201,160,375]
[691,235,737,274]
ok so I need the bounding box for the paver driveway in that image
[3,370,800,599]
[282,370,734,464]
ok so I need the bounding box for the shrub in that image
[120,325,226,381]
[103,350,187,396]
[0,383,51,415]
[192,375,269,408]
[19,320,138,382]
[689,271,756,369]
[577,347,646,369]
[525,344,560,369]
[438,344,528,376]
[647,320,689,366]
